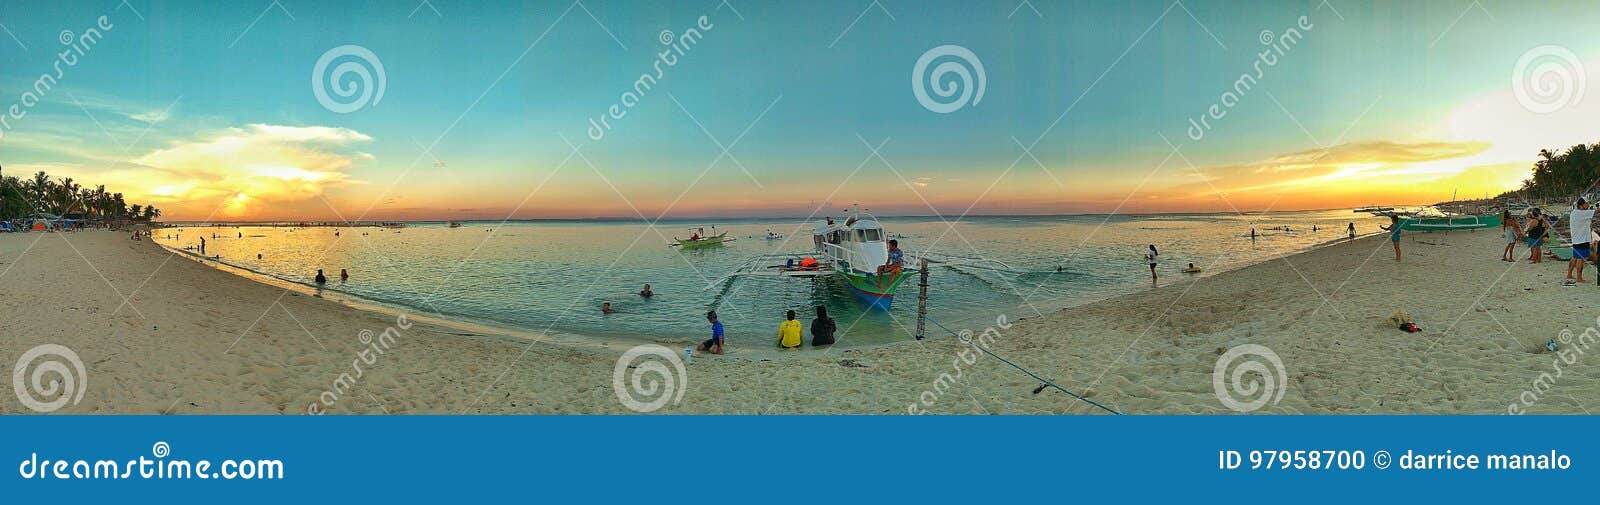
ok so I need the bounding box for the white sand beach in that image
[2,228,1595,414]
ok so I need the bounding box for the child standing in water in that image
[1144,245,1159,281]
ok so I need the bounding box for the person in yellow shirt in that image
[776,310,803,349]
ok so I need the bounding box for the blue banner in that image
[1,415,1591,502]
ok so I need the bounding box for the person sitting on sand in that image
[315,269,327,284]
[697,311,725,355]
[1565,199,1595,286]
[776,310,802,349]
[601,302,616,314]
[639,284,653,297]
[1501,209,1522,262]
[811,306,836,347]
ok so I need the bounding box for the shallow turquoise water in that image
[155,210,1389,348]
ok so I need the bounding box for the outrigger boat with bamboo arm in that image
[671,226,732,250]
[708,205,1020,310]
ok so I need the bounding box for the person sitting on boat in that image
[876,239,904,286]
[776,310,803,349]
[697,311,725,355]
[811,306,836,347]
[690,232,701,241]
[639,284,653,297]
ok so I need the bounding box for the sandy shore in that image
[2,228,1596,414]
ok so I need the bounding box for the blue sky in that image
[1,0,1597,220]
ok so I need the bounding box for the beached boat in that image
[1398,213,1501,231]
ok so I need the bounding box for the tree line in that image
[1500,143,1600,201]
[0,165,161,221]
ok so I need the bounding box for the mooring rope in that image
[926,317,1123,415]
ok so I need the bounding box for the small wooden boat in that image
[1398,214,1501,231]
[672,231,731,250]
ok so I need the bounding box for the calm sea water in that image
[155,210,1389,348]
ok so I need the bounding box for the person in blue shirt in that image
[876,239,904,287]
[697,311,725,355]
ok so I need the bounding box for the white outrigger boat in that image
[711,206,1016,310]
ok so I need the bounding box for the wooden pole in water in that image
[915,258,929,340]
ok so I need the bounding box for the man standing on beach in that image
[1564,199,1594,286]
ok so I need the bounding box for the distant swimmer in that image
[340,268,349,282]
[315,269,327,284]
[639,283,653,297]
[1250,228,1256,240]
[601,302,616,314]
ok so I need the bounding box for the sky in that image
[0,0,1597,221]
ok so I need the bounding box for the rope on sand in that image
[926,317,1123,415]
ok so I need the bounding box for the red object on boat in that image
[799,257,819,270]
